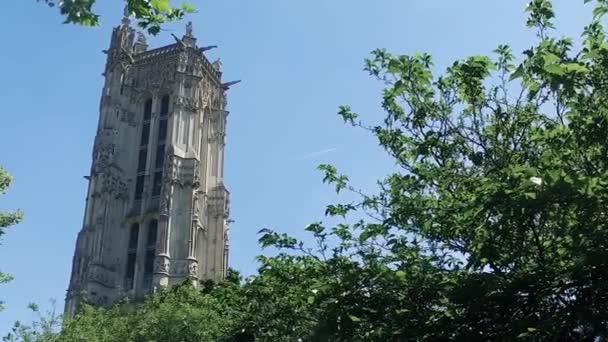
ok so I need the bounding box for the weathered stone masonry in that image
[65,15,235,315]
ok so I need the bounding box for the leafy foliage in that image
[36,0,196,35]
[0,167,23,311]
[2,301,61,342]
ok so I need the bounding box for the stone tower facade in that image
[65,15,234,315]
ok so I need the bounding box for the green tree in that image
[305,0,608,338]
[255,0,608,338]
[2,302,61,342]
[0,167,23,311]
[36,0,196,35]
[29,0,608,340]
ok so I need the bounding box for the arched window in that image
[157,119,168,142]
[146,220,158,248]
[143,99,153,121]
[137,98,153,202]
[144,220,158,288]
[160,95,170,117]
[157,96,169,143]
[153,97,169,197]
[128,223,139,250]
[158,95,169,144]
[155,144,165,169]
[152,171,162,196]
[140,123,150,147]
[137,149,147,172]
[125,223,139,289]
[134,175,145,200]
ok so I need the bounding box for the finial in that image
[133,32,148,53]
[137,32,147,45]
[212,58,223,72]
[121,4,131,25]
[186,21,193,37]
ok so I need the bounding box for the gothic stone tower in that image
[65,15,234,315]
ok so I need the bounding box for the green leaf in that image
[563,63,589,73]
[593,5,608,19]
[151,0,171,13]
[305,222,325,234]
[525,192,537,199]
[509,65,525,81]
[543,63,565,75]
[182,3,196,13]
[348,315,362,322]
[527,81,540,97]
[542,52,560,65]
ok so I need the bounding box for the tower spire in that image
[66,12,232,316]
[122,4,131,25]
[185,21,194,37]
[182,21,197,47]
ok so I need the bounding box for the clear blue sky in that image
[0,0,592,332]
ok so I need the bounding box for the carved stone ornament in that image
[188,262,198,277]
[178,53,188,70]
[192,191,199,219]
[197,79,213,108]
[173,95,203,112]
[93,140,116,172]
[100,169,128,200]
[163,156,199,188]
[211,88,226,109]
[192,159,201,187]
[190,55,204,77]
[120,108,138,127]
[177,50,205,77]
[208,112,227,145]
[87,264,115,288]
[163,156,181,186]
[207,185,229,218]
[159,189,171,215]
[141,61,177,90]
[153,257,170,274]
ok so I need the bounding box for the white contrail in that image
[297,148,337,160]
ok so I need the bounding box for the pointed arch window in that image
[137,149,147,173]
[134,175,145,200]
[141,99,153,146]
[140,123,150,147]
[152,171,163,196]
[135,98,153,202]
[128,223,139,250]
[158,120,168,142]
[143,99,153,121]
[155,145,165,169]
[160,95,170,117]
[146,220,158,248]
[144,220,158,288]
[125,223,139,289]
[152,95,170,198]
[158,95,169,143]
